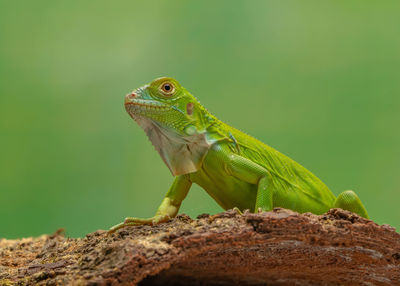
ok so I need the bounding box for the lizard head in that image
[125,77,208,136]
[124,77,214,175]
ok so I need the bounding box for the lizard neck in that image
[135,101,229,176]
[134,111,214,176]
[202,112,231,144]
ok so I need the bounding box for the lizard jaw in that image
[125,99,169,110]
[124,92,170,116]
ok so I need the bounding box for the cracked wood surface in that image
[1,208,399,286]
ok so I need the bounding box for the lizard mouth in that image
[124,98,170,116]
[125,99,169,109]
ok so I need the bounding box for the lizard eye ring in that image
[159,82,175,96]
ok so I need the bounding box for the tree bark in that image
[1,208,399,286]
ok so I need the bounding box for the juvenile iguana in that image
[109,77,369,232]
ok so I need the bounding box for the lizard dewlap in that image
[109,77,369,233]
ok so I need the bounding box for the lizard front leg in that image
[109,174,192,233]
[225,153,273,212]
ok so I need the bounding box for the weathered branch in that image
[1,208,399,285]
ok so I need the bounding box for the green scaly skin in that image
[109,77,369,233]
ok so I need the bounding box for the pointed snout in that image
[124,91,137,105]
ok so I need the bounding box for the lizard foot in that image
[108,215,170,234]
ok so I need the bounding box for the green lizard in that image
[109,77,369,232]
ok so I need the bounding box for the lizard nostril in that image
[125,91,138,105]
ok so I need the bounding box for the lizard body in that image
[110,77,368,232]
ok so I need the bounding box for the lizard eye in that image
[160,82,175,96]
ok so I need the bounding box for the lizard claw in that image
[232,207,243,215]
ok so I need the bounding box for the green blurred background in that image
[1,1,399,238]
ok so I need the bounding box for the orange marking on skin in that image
[186,102,194,115]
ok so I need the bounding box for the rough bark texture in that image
[1,208,399,286]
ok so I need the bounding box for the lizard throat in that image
[130,114,213,176]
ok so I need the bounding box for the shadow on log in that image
[1,208,400,285]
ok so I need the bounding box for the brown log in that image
[1,208,399,286]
